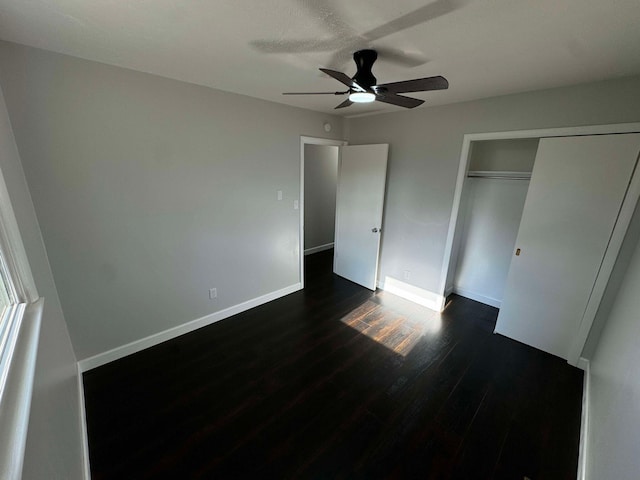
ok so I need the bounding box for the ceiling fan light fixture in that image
[349,91,376,103]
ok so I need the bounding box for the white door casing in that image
[495,133,640,360]
[334,144,389,290]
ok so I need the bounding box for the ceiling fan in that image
[283,49,449,109]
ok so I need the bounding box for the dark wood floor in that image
[83,250,584,479]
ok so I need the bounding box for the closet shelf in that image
[467,170,532,180]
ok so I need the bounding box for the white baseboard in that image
[78,283,302,371]
[577,357,590,480]
[453,286,502,308]
[378,276,445,312]
[304,242,334,255]
[444,285,454,297]
[77,363,91,479]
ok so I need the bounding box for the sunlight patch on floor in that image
[339,298,440,356]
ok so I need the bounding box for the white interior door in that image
[496,134,640,359]
[334,144,389,290]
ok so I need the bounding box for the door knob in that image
[372,228,379,233]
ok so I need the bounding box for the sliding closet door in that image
[495,134,640,360]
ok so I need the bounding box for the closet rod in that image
[467,170,532,180]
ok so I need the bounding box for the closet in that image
[496,133,640,360]
[447,131,640,363]
[452,138,539,307]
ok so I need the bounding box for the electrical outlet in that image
[209,288,217,299]
[403,270,411,280]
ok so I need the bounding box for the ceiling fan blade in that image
[375,93,424,109]
[376,76,449,94]
[334,99,353,109]
[282,91,347,95]
[319,68,365,91]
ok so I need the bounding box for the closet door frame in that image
[440,122,640,368]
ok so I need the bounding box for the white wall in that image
[453,178,529,306]
[0,83,83,478]
[0,41,345,360]
[304,144,338,252]
[586,201,640,479]
[346,75,640,302]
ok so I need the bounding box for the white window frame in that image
[0,163,43,480]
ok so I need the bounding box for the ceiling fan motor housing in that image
[352,49,378,90]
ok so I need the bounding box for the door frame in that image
[440,122,640,367]
[299,136,347,289]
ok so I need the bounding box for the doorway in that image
[300,137,389,290]
[303,144,339,257]
[299,136,346,288]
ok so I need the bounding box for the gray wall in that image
[304,144,338,251]
[582,201,640,358]
[0,41,345,360]
[0,83,83,477]
[469,138,539,172]
[346,75,640,300]
[586,205,640,479]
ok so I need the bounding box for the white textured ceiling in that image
[0,0,639,116]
